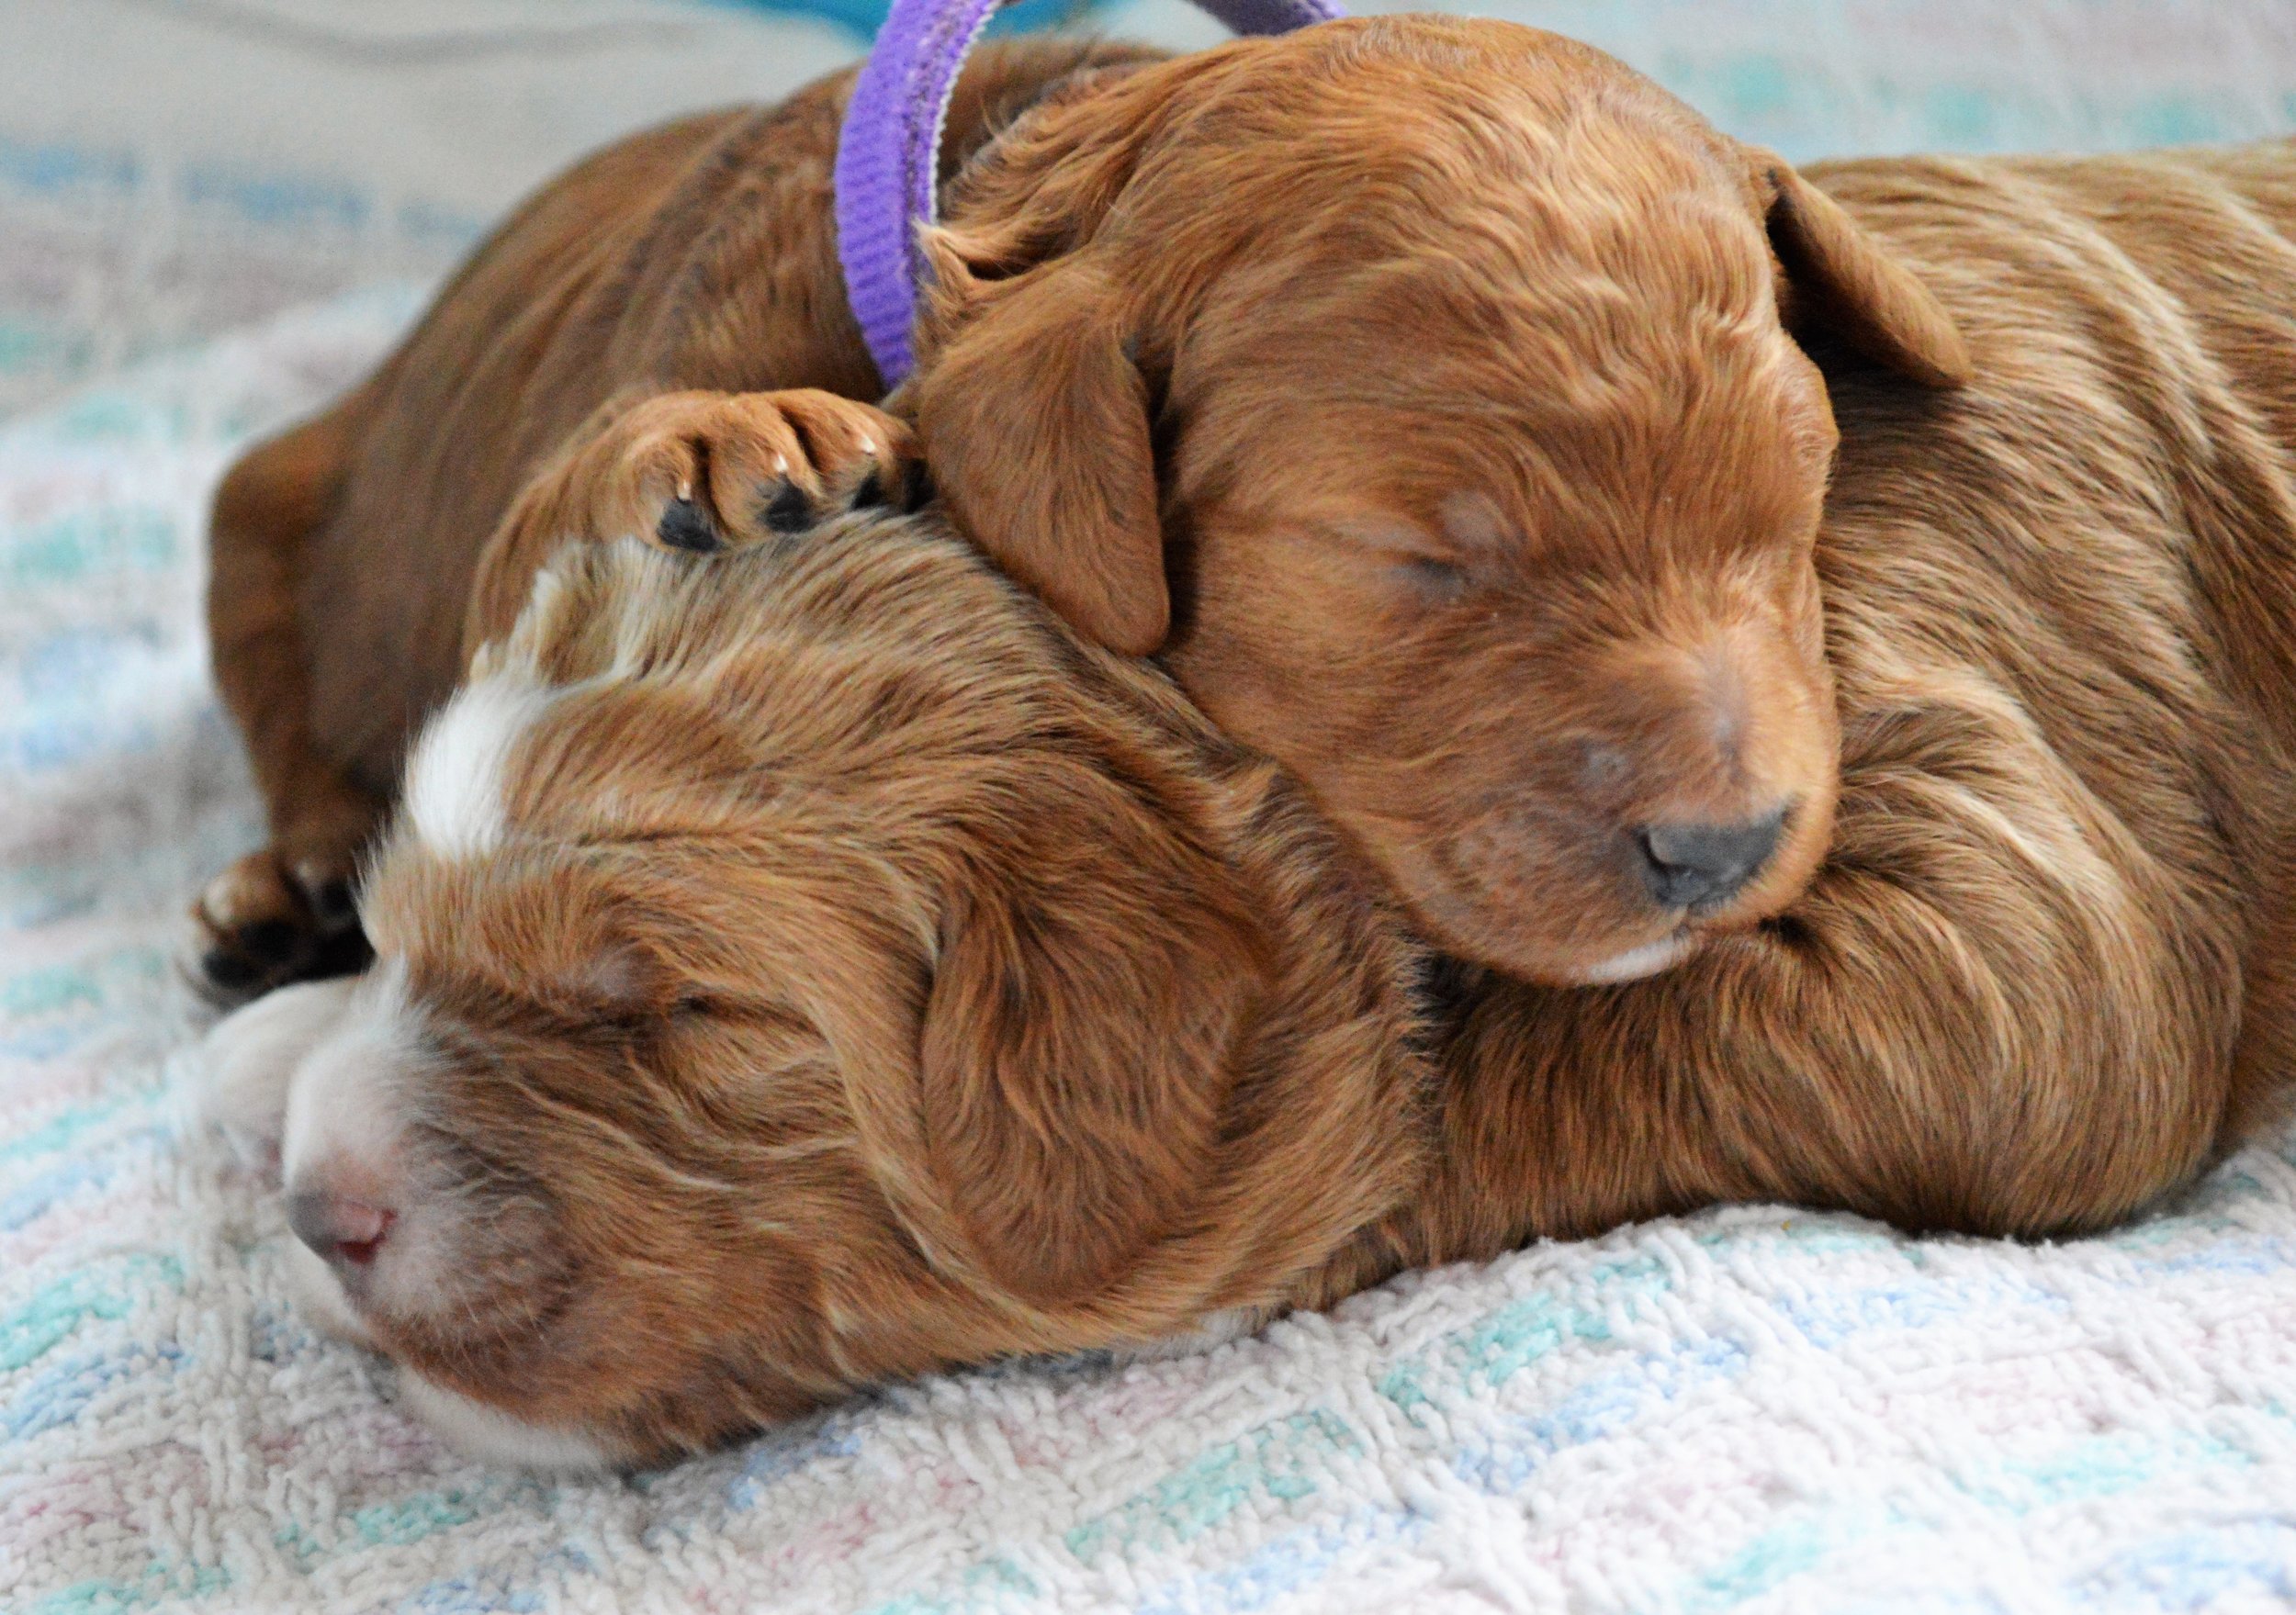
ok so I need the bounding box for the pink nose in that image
[287,1189,395,1269]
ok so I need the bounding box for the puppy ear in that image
[911,256,1165,657]
[1750,150,1973,388]
[915,776,1268,1307]
[906,66,1180,656]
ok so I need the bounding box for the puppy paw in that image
[195,976,358,1173]
[564,389,922,556]
[188,847,371,1009]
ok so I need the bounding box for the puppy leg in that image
[197,398,386,1005]
[465,389,920,648]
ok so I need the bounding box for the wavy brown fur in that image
[198,19,1975,993]
[403,139,2296,1459]
[343,527,1431,1462]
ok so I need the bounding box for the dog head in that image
[910,17,1967,983]
[273,525,1429,1467]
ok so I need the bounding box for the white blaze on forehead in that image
[280,959,425,1193]
[401,674,555,860]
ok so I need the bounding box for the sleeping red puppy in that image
[194,17,1970,1002]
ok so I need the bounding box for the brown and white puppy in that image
[201,526,1435,1467]
[195,18,1971,1000]
[199,133,2296,1468]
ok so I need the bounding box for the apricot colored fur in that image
[200,22,1975,991]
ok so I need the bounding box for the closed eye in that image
[1320,515,1483,605]
[1392,554,1471,602]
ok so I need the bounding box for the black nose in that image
[1637,812,1784,909]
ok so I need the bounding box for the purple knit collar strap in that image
[835,0,1343,389]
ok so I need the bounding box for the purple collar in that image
[834,0,1343,389]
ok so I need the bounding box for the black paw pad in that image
[306,878,359,931]
[313,925,376,980]
[761,481,817,535]
[200,948,262,993]
[657,498,726,554]
[237,919,303,966]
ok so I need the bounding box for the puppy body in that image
[211,159,2296,1453]
[1380,140,2296,1266]
[199,19,1979,995]
[208,525,1437,1464]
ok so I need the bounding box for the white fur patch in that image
[196,976,358,1170]
[276,961,446,1340]
[281,1237,377,1348]
[1575,933,1695,985]
[1112,1307,1266,1363]
[400,675,554,860]
[396,1372,615,1472]
[279,960,422,1201]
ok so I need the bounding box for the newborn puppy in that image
[196,17,1971,1001]
[201,525,1434,1467]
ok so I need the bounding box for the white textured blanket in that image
[10,3,2296,1611]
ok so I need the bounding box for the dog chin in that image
[1571,932,1695,985]
[393,1372,619,1473]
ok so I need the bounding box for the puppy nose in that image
[287,1188,395,1270]
[1637,812,1784,909]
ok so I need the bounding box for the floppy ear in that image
[910,260,1165,656]
[915,771,1269,1307]
[1750,150,1974,388]
[906,64,1183,656]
